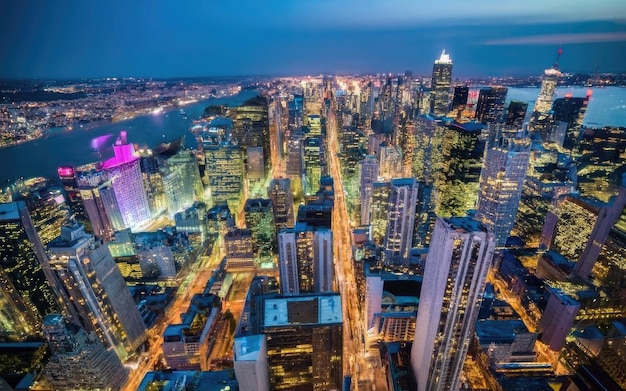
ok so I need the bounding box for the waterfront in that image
[0,89,258,185]
[0,86,624,186]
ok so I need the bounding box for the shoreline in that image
[0,93,236,150]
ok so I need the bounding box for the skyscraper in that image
[451,85,469,112]
[204,141,245,211]
[42,314,128,390]
[476,126,531,247]
[430,50,453,116]
[411,217,495,391]
[359,155,380,226]
[474,87,508,124]
[45,222,146,361]
[268,178,295,232]
[0,201,59,338]
[552,93,590,151]
[528,48,562,137]
[384,178,418,263]
[101,132,151,229]
[75,163,116,240]
[278,222,333,295]
[504,101,529,128]
[161,149,204,215]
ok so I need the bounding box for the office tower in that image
[247,146,265,181]
[359,156,380,226]
[286,135,304,178]
[260,293,343,390]
[430,50,453,116]
[371,182,391,245]
[139,152,167,216]
[475,87,508,124]
[42,314,128,390]
[476,126,531,247]
[0,201,59,337]
[411,217,495,391]
[379,145,402,181]
[234,334,270,391]
[57,166,87,223]
[504,101,529,128]
[102,132,151,229]
[539,287,580,351]
[204,141,244,211]
[307,114,323,136]
[268,178,295,231]
[574,185,626,280]
[45,222,146,360]
[75,163,116,240]
[224,228,255,270]
[244,198,275,259]
[451,86,469,111]
[232,95,271,173]
[528,48,562,136]
[288,94,304,129]
[162,150,204,214]
[552,93,590,150]
[384,178,418,263]
[278,223,333,295]
[434,121,486,217]
[303,136,323,195]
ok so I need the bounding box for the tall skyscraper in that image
[476,126,531,247]
[411,217,495,391]
[474,87,508,124]
[260,293,343,390]
[42,314,128,390]
[268,178,295,232]
[552,92,590,151]
[303,136,323,195]
[0,201,59,338]
[359,155,380,226]
[451,85,469,112]
[278,223,333,295]
[430,50,453,116]
[101,132,151,229]
[45,222,146,361]
[504,101,529,128]
[528,48,563,137]
[75,163,116,240]
[204,141,245,211]
[57,166,87,223]
[384,178,418,263]
[162,150,204,215]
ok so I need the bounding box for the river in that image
[0,86,625,185]
[0,89,259,185]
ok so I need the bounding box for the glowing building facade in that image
[411,217,495,391]
[268,178,295,232]
[102,132,151,229]
[430,50,453,116]
[384,178,418,263]
[45,222,146,361]
[359,155,380,226]
[476,126,531,247]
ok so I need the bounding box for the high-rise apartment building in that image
[476,126,531,247]
[102,132,151,229]
[411,217,495,391]
[384,178,418,263]
[430,50,453,116]
[42,314,128,390]
[45,222,146,361]
[475,87,508,124]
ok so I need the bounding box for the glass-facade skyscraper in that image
[411,217,495,391]
[430,50,453,116]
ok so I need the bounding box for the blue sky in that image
[1,0,625,78]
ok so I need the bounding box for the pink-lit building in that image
[102,132,151,229]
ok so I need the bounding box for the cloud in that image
[483,32,626,45]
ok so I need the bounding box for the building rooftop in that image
[445,216,488,234]
[137,369,238,391]
[263,293,342,328]
[233,334,264,361]
[475,319,530,345]
[0,201,20,221]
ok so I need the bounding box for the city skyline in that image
[1,1,626,79]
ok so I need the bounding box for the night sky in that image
[1,0,625,79]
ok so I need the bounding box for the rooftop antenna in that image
[553,45,563,70]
